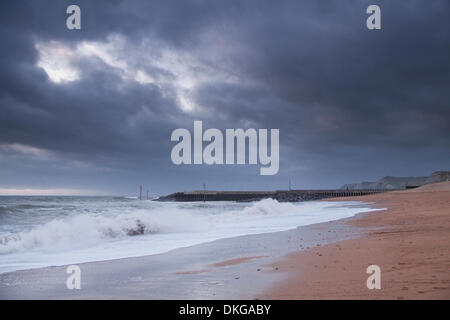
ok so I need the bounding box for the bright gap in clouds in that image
[35,35,241,112]
[0,143,51,160]
[35,41,80,83]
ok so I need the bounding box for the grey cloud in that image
[0,0,449,194]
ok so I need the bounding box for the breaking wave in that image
[0,207,202,254]
[0,199,295,254]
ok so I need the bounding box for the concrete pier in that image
[156,189,388,202]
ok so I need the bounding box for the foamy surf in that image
[0,196,381,274]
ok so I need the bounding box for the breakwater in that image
[156,189,387,202]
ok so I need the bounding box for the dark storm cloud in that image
[0,0,449,194]
[201,1,450,149]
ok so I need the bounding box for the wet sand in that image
[259,182,450,299]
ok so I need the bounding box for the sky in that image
[0,0,449,196]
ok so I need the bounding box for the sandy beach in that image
[1,182,449,299]
[260,181,450,299]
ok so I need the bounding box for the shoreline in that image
[1,183,448,299]
[259,182,450,299]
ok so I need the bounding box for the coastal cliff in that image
[340,171,450,190]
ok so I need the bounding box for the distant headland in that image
[340,171,450,190]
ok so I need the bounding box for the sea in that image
[0,196,379,274]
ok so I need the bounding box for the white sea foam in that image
[0,197,381,273]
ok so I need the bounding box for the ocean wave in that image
[0,198,371,257]
[240,198,298,215]
[0,199,289,254]
[0,212,166,254]
[1,204,63,212]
